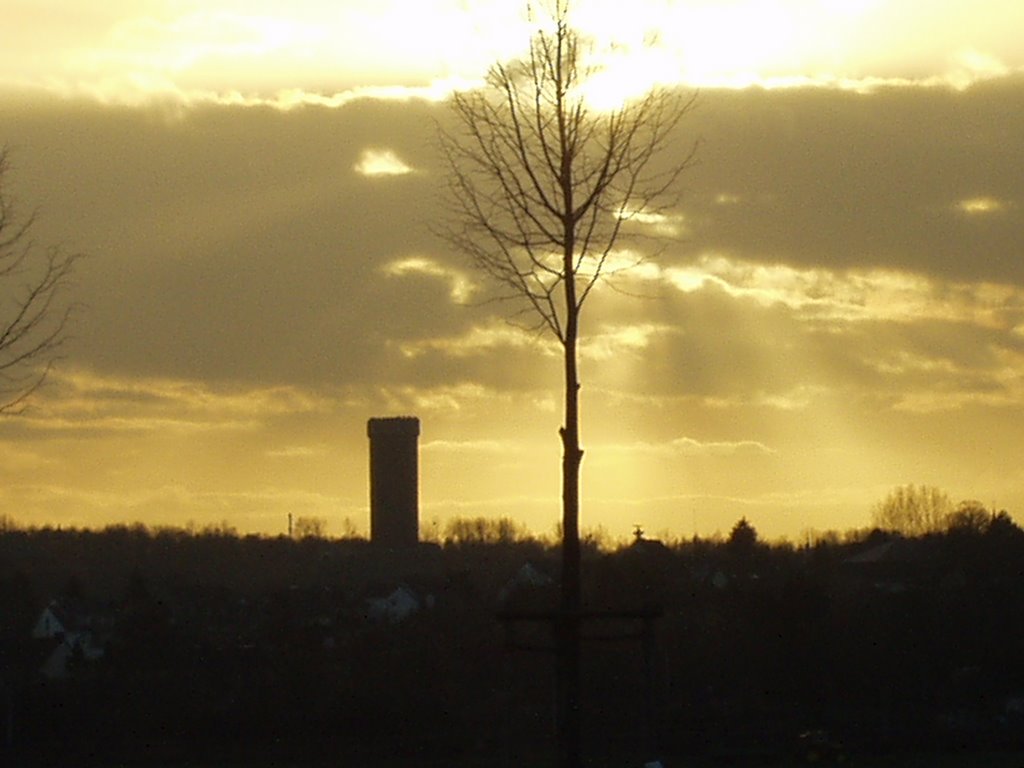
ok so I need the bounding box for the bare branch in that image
[0,147,80,414]
[438,11,696,332]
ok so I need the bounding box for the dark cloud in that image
[4,97,461,387]
[677,77,1024,282]
[5,79,1023,398]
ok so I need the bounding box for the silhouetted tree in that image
[986,510,1024,541]
[946,500,992,536]
[292,516,327,539]
[727,517,758,556]
[444,515,531,546]
[0,148,78,413]
[439,5,695,764]
[871,484,953,537]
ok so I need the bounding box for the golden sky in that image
[1,1,1023,541]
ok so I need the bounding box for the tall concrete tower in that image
[367,416,420,548]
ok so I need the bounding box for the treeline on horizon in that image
[2,482,1008,549]
[2,485,1024,765]
[1,482,1020,556]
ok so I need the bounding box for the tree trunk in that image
[557,240,583,768]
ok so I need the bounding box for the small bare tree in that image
[292,515,328,539]
[872,484,954,537]
[439,3,695,765]
[0,148,77,413]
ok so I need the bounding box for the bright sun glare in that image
[61,0,890,105]
[523,0,872,108]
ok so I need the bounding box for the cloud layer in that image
[2,71,1024,538]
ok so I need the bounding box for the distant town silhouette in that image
[3,497,1024,765]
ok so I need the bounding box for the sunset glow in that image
[5,1,1022,105]
[1,1,1023,541]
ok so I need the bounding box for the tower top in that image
[367,416,420,438]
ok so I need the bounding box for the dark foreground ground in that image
[4,520,1024,765]
[12,751,1024,768]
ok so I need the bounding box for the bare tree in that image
[444,515,531,546]
[946,500,992,536]
[871,484,954,537]
[438,3,695,765]
[292,515,328,539]
[0,148,77,413]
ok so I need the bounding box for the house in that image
[498,561,554,604]
[841,536,934,592]
[31,599,108,679]
[365,585,426,624]
[32,602,68,640]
